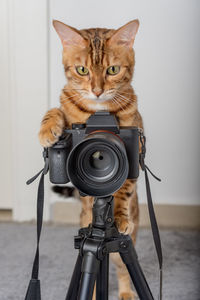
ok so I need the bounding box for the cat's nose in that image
[92,88,103,97]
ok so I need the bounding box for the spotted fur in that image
[39,19,143,300]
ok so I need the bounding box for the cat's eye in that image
[76,66,89,76]
[107,66,120,75]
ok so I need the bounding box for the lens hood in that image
[67,132,129,196]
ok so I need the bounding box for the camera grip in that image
[49,147,69,184]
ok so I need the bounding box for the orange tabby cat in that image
[39,19,143,300]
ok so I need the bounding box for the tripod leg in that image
[78,252,100,300]
[120,242,154,300]
[96,254,109,300]
[65,254,83,300]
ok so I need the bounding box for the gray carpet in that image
[0,223,199,300]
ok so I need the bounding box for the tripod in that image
[24,127,162,300]
[65,195,154,300]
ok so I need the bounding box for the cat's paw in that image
[38,122,63,147]
[115,217,134,235]
[120,291,136,300]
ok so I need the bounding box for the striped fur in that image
[39,20,143,300]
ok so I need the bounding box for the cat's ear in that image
[53,20,86,48]
[108,19,139,48]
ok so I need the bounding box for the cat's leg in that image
[80,195,94,227]
[114,179,137,235]
[111,180,139,300]
[38,108,65,147]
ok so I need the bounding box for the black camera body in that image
[48,111,140,197]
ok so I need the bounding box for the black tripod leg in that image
[78,252,100,300]
[96,254,109,300]
[65,254,82,300]
[120,242,154,300]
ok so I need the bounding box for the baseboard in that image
[0,209,13,222]
[1,203,199,229]
[139,204,200,229]
[51,200,82,225]
[51,201,200,229]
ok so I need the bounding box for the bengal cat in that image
[39,19,143,300]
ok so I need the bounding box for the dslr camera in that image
[48,111,140,197]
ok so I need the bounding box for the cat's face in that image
[53,20,139,110]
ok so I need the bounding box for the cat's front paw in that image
[115,217,134,235]
[38,122,63,147]
[120,291,136,300]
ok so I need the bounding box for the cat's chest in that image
[66,111,92,127]
[66,112,134,129]
[66,112,132,127]
[62,101,134,127]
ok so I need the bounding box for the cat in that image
[39,19,143,300]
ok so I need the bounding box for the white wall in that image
[49,0,200,205]
[0,0,50,220]
[0,0,13,209]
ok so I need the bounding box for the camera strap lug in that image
[139,129,146,171]
[43,148,49,175]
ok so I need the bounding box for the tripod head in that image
[92,196,114,229]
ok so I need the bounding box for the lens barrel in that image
[67,132,129,197]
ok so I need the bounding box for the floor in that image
[0,223,199,300]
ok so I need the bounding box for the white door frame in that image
[6,0,50,221]
[0,0,13,209]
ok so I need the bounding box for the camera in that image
[48,111,140,197]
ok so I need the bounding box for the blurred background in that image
[0,0,200,227]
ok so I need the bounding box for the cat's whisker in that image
[111,88,129,94]
[115,93,131,104]
[116,97,130,105]
[111,98,120,111]
[113,96,125,111]
[116,91,132,101]
[62,93,86,103]
[116,95,130,108]
[105,91,115,96]
[116,91,131,98]
[111,98,117,105]
[115,93,129,101]
[106,89,133,102]
[117,90,133,95]
[111,97,118,106]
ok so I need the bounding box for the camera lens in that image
[67,132,129,197]
[81,144,119,182]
